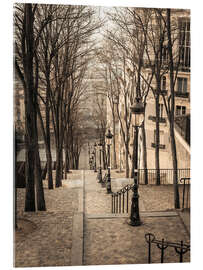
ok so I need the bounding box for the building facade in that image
[106,8,190,174]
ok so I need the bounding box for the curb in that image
[176,210,190,237]
[71,170,85,266]
[86,211,179,219]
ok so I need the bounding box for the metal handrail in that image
[111,183,134,214]
[145,233,190,263]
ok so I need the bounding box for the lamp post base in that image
[128,173,142,226]
[106,181,112,194]
[98,174,102,182]
[97,167,102,183]
[101,182,106,188]
[128,219,142,227]
[106,167,112,193]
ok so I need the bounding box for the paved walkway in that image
[83,170,190,265]
[15,170,82,268]
[15,169,190,267]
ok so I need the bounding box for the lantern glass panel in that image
[135,113,144,127]
[106,137,111,145]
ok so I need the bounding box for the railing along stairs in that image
[145,233,190,263]
[111,183,134,214]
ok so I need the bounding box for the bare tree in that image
[14,3,47,211]
[130,8,169,185]
[104,9,152,178]
[36,5,100,187]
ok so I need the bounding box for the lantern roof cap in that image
[130,97,144,115]
[106,129,113,139]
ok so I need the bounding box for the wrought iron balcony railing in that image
[175,92,189,98]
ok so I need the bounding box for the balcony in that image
[148,115,166,123]
[175,92,189,98]
[151,143,166,149]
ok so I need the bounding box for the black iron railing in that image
[111,184,134,213]
[180,177,190,210]
[138,169,190,185]
[175,92,189,98]
[111,170,190,213]
[145,233,190,263]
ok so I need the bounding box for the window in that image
[152,130,165,149]
[179,18,190,68]
[148,104,166,123]
[177,77,187,93]
[176,106,186,116]
[182,106,186,115]
[159,104,164,118]
[154,130,164,145]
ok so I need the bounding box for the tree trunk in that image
[45,95,53,189]
[25,145,36,212]
[166,8,180,208]
[35,149,46,211]
[142,120,148,185]
[61,147,64,179]
[112,111,117,169]
[37,96,53,190]
[64,150,68,179]
[155,94,160,185]
[23,4,37,212]
[64,129,68,179]
[169,122,180,208]
[46,149,53,189]
[125,143,129,178]
[55,146,62,187]
[15,132,18,229]
[102,143,107,169]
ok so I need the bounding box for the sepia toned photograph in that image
[13,0,191,268]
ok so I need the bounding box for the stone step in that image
[86,211,178,219]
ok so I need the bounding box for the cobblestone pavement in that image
[14,171,80,268]
[84,171,112,214]
[14,169,190,267]
[83,170,190,266]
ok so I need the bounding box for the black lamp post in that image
[129,96,144,226]
[97,138,103,183]
[88,143,91,169]
[91,151,95,171]
[88,142,90,160]
[106,129,113,194]
[90,155,93,170]
[94,142,97,172]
